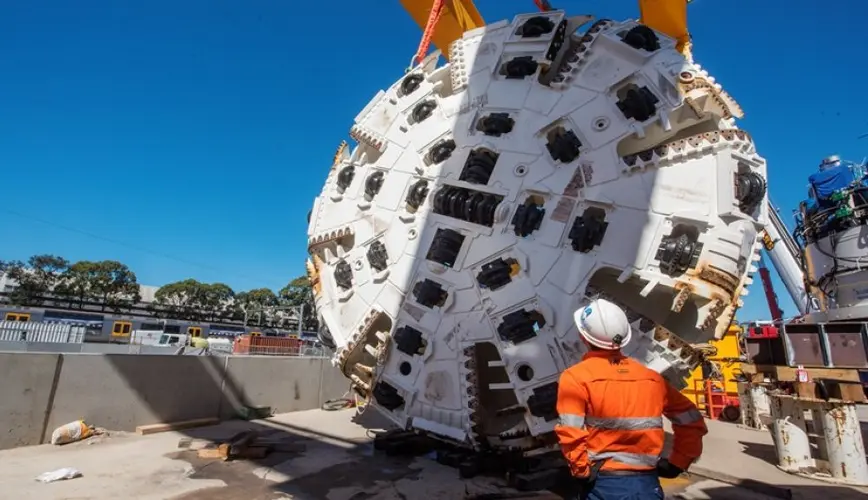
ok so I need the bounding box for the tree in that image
[200,283,235,321]
[153,279,206,320]
[279,275,318,332]
[153,279,236,321]
[54,260,99,309]
[235,288,279,326]
[90,261,141,312]
[4,255,69,306]
[52,260,141,311]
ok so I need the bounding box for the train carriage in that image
[0,304,300,343]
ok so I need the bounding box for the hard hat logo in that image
[573,298,632,350]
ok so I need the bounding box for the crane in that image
[399,0,692,62]
[762,202,811,316]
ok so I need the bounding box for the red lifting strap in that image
[534,0,554,11]
[412,0,445,68]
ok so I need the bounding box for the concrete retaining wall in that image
[0,353,61,449]
[0,352,349,450]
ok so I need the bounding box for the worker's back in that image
[570,352,667,417]
[557,349,706,476]
[564,352,666,469]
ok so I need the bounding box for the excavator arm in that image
[400,0,691,60]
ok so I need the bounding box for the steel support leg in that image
[768,394,814,472]
[819,403,868,485]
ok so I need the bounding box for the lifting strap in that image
[411,0,445,69]
[534,0,554,11]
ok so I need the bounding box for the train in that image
[0,304,308,343]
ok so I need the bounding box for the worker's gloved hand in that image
[574,460,606,498]
[656,458,684,479]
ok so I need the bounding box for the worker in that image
[555,298,708,499]
[819,155,842,171]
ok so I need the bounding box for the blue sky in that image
[1,0,864,322]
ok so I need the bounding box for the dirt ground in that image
[0,408,818,499]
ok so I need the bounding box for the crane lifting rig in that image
[399,0,693,63]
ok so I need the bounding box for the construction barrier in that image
[0,352,350,451]
[232,335,327,357]
[0,320,85,343]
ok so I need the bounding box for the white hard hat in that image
[573,298,632,350]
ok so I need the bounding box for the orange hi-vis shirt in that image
[554,350,708,477]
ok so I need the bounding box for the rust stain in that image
[306,256,323,297]
[562,165,585,195]
[670,286,690,313]
[581,164,594,185]
[550,197,575,223]
[622,128,752,169]
[331,140,348,171]
[829,407,847,446]
[677,76,743,119]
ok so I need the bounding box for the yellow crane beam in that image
[637,0,692,59]
[399,0,691,60]
[399,0,485,60]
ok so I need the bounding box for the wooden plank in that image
[197,448,225,459]
[770,393,864,405]
[136,417,219,436]
[742,364,862,383]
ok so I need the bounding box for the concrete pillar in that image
[819,403,868,485]
[768,394,814,472]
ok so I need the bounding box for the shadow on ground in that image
[736,440,779,465]
[674,481,868,500]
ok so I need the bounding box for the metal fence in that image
[0,339,334,358]
[0,340,178,354]
[0,320,84,343]
[0,319,333,358]
[233,341,333,358]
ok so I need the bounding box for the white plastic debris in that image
[36,468,82,483]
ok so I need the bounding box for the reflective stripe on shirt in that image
[585,416,663,431]
[558,413,586,428]
[557,414,664,431]
[669,408,703,425]
[588,451,660,467]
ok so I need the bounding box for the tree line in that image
[0,254,316,330]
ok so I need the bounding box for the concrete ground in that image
[0,407,865,500]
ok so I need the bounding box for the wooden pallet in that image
[742,364,867,403]
[741,364,864,382]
